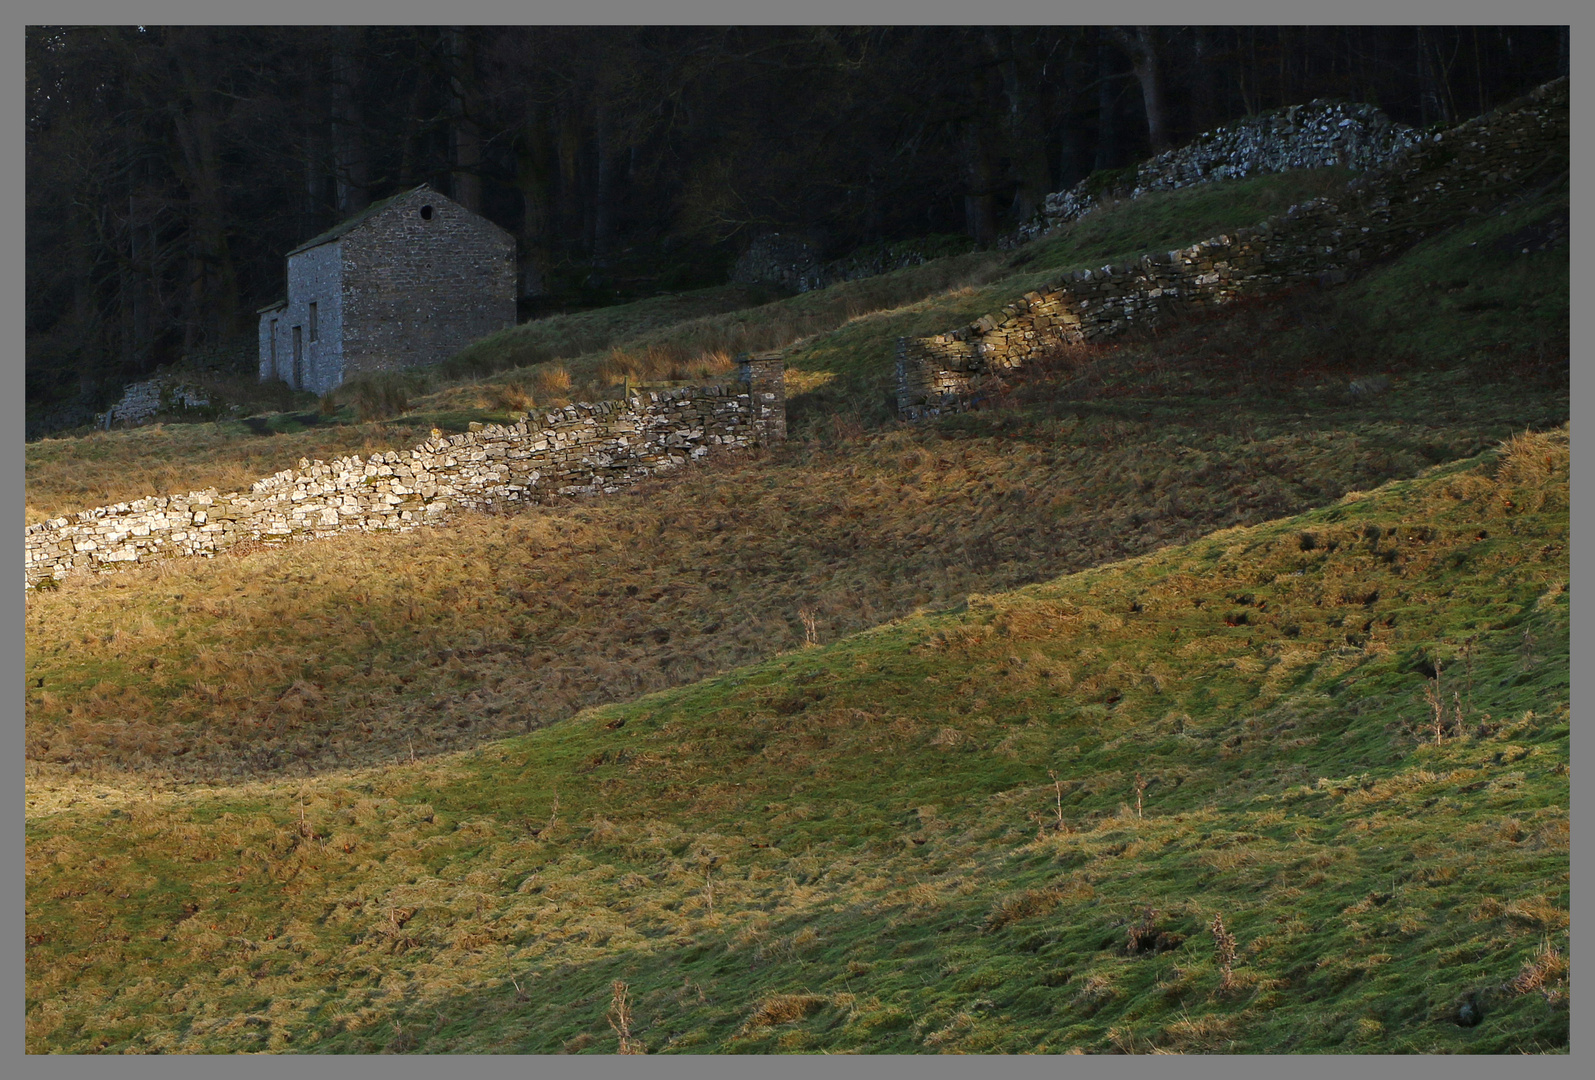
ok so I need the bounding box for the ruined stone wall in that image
[902,78,1566,420]
[95,376,211,428]
[26,357,785,588]
[1006,98,1421,248]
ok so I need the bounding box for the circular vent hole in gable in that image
[420,205,434,220]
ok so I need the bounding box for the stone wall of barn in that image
[340,189,517,381]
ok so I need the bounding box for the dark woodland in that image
[25,25,1568,414]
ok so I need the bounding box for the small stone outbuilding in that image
[259,185,515,395]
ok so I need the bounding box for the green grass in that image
[440,283,790,381]
[25,429,1568,1053]
[1322,193,1568,365]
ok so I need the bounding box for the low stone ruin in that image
[95,376,212,429]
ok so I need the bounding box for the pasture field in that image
[25,429,1569,1053]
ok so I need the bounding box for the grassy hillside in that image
[23,295,1566,786]
[23,140,1568,1055]
[414,167,1360,424]
[26,166,1362,521]
[25,428,1568,1053]
[23,172,1567,785]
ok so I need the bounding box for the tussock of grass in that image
[25,429,1568,1053]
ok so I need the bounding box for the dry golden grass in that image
[30,400,1523,784]
[744,993,828,1029]
[532,364,573,406]
[25,420,436,525]
[1508,940,1568,996]
[415,251,1013,418]
[21,429,1568,1054]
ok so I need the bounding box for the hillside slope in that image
[25,428,1568,1053]
[26,166,1357,520]
[23,88,1568,1057]
[23,184,1567,783]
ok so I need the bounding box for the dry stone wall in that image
[902,79,1566,420]
[26,355,785,589]
[1007,98,1421,247]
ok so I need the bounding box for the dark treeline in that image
[26,25,1567,410]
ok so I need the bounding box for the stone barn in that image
[258,185,515,395]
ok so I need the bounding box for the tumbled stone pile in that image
[902,78,1565,420]
[1134,99,1420,194]
[731,234,826,293]
[96,376,211,428]
[1008,99,1420,247]
[26,355,785,588]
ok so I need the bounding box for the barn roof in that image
[285,184,430,257]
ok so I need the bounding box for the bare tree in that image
[1108,26,1171,154]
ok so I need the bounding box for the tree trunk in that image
[328,29,370,214]
[168,34,239,347]
[556,99,583,256]
[1057,120,1088,192]
[122,190,156,371]
[1416,27,1450,126]
[446,27,482,212]
[1094,32,1120,170]
[396,34,431,188]
[590,101,622,269]
[1191,26,1217,134]
[514,103,553,299]
[300,71,328,236]
[1108,26,1170,155]
[960,118,997,245]
[986,28,1053,221]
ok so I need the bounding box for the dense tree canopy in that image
[25,25,1566,413]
